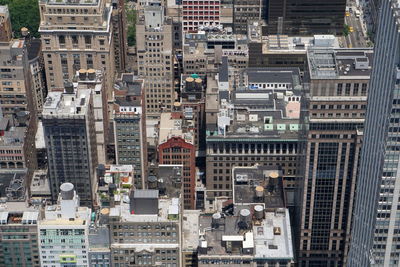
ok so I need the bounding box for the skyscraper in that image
[299,48,372,266]
[136,5,175,117]
[348,1,400,266]
[42,89,98,206]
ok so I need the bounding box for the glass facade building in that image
[348,0,400,266]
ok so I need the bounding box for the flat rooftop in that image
[110,197,180,223]
[42,89,91,118]
[30,170,51,196]
[307,48,373,79]
[198,208,293,261]
[158,112,194,145]
[89,226,110,249]
[0,127,25,146]
[182,210,200,251]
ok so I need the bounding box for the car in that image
[349,26,354,32]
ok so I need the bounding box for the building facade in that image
[0,208,40,267]
[109,190,181,266]
[158,112,196,209]
[113,76,147,188]
[182,0,221,32]
[348,1,400,266]
[136,6,175,117]
[42,89,98,206]
[38,183,91,267]
[205,68,303,206]
[39,0,115,101]
[299,48,372,266]
[267,0,347,35]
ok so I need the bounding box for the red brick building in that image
[158,113,196,209]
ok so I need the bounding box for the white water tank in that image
[254,205,264,220]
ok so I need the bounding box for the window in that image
[85,36,91,44]
[336,83,342,95]
[59,35,65,44]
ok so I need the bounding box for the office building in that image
[267,0,347,35]
[299,48,372,266]
[205,67,303,206]
[109,190,181,266]
[0,202,41,267]
[158,112,196,209]
[348,1,400,266]
[114,75,147,188]
[0,6,12,42]
[39,0,115,100]
[136,5,175,117]
[42,89,98,206]
[38,183,91,267]
[182,0,221,32]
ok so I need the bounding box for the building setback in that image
[348,1,400,266]
[299,48,372,266]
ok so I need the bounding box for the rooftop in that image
[30,170,51,197]
[158,112,194,145]
[0,210,39,225]
[0,127,25,146]
[89,226,110,249]
[307,48,373,79]
[232,166,285,208]
[0,170,27,201]
[198,208,293,261]
[182,210,201,251]
[42,89,92,119]
[110,197,180,223]
[154,165,183,199]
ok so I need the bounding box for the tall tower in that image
[136,5,175,118]
[42,89,98,206]
[299,48,372,266]
[348,1,400,266]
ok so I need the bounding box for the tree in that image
[0,0,40,38]
[126,7,136,46]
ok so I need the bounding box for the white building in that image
[38,183,91,267]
